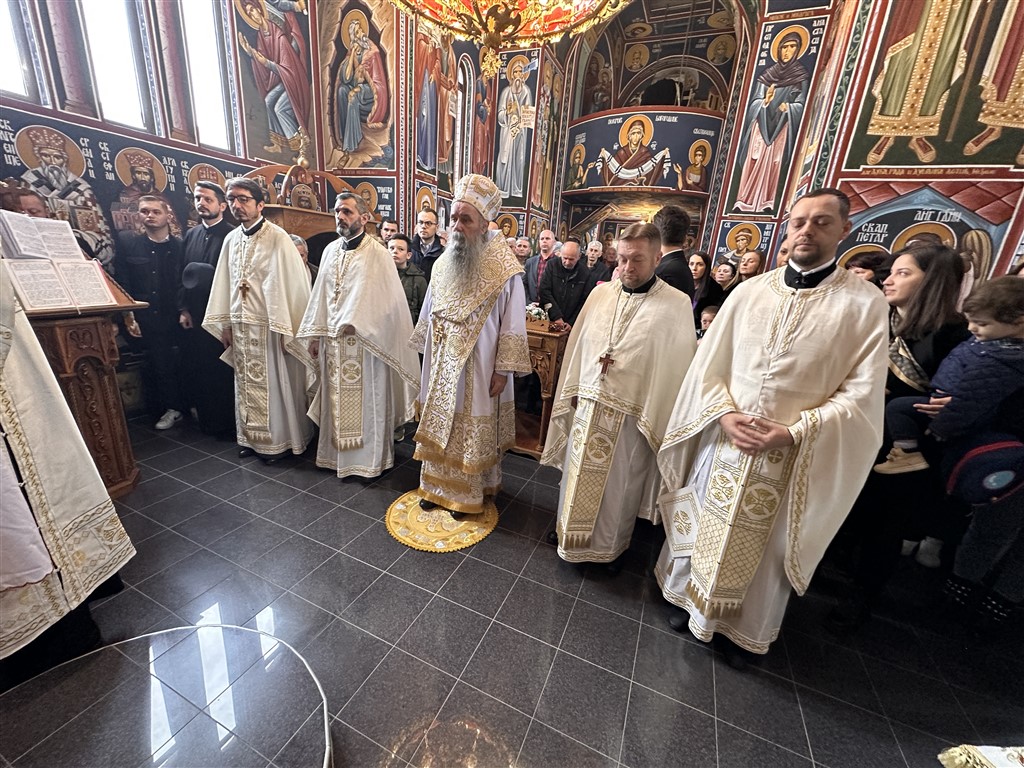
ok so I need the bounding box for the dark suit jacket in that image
[655,250,696,299]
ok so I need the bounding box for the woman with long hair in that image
[689,251,723,321]
[831,243,970,631]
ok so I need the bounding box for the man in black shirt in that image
[115,195,186,430]
[180,181,236,438]
[411,207,444,282]
[539,239,593,329]
[652,205,696,299]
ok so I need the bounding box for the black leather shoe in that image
[419,498,437,510]
[667,607,688,632]
[238,447,255,458]
[546,530,559,546]
[606,556,624,576]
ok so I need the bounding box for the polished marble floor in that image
[1,419,1020,767]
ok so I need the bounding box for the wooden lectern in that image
[513,322,570,459]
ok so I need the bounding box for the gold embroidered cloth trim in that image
[236,324,272,443]
[385,490,498,552]
[329,335,363,450]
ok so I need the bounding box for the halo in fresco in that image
[15,126,86,177]
[771,25,810,61]
[187,163,227,189]
[114,147,168,191]
[617,115,654,148]
[891,222,957,252]
[726,223,762,251]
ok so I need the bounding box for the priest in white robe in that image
[204,178,314,461]
[411,174,532,514]
[655,189,888,662]
[1,264,135,659]
[541,223,696,567]
[298,192,420,479]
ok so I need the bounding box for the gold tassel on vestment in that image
[330,335,363,451]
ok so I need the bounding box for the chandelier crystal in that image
[388,0,628,78]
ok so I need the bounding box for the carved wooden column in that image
[31,315,139,498]
[513,324,570,459]
[41,0,97,118]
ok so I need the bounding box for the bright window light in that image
[80,0,146,128]
[181,0,231,149]
[0,1,28,96]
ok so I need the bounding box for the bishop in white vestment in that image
[542,224,696,564]
[203,178,314,459]
[412,174,531,514]
[298,193,420,478]
[655,190,888,655]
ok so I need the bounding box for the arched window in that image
[79,0,150,129]
[180,0,232,150]
[0,1,43,102]
[454,58,474,183]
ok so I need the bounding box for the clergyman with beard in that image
[298,193,420,480]
[179,181,236,439]
[411,174,531,515]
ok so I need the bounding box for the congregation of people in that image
[11,170,1022,672]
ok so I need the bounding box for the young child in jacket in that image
[390,234,428,323]
[876,276,1024,474]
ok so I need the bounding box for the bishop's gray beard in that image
[42,164,70,190]
[447,230,486,268]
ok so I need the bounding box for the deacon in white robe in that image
[412,174,532,514]
[1,264,135,658]
[655,190,888,656]
[203,178,314,459]
[298,193,420,479]
[542,223,696,565]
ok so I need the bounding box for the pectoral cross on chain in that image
[598,352,615,378]
[238,279,250,301]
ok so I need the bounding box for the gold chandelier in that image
[387,0,628,78]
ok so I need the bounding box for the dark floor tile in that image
[954,687,1024,744]
[243,592,335,652]
[715,658,808,755]
[534,652,629,759]
[366,464,421,493]
[247,453,305,478]
[923,633,1024,707]
[174,456,243,487]
[114,624,196,667]
[120,474,192,512]
[227,479,300,515]
[342,573,432,643]
[639,578,703,644]
[619,685,716,768]
[304,476,363,506]
[260,493,337,532]
[117,511,167,544]
[177,570,284,627]
[299,506,375,551]
[269,710,333,768]
[13,677,200,768]
[340,650,456,762]
[495,577,573,645]
[0,648,145,762]
[291,553,382,617]
[516,721,616,768]
[831,616,940,679]
[578,568,647,620]
[863,657,978,741]
[198,468,268,500]
[120,529,201,585]
[149,626,270,710]
[496,500,553,541]
[716,723,811,768]
[438,558,517,618]
[415,682,530,767]
[468,529,538,573]
[204,649,321,760]
[462,624,556,714]
[512,481,560,512]
[532,464,562,487]
[521,544,586,596]
[398,596,491,676]
[501,453,538,480]
[301,619,390,716]
[140,487,223,527]
[144,446,218,473]
[342,522,409,570]
[387,549,465,593]
[89,586,178,643]
[134,549,240,612]
[171,501,254,545]
[560,600,640,678]
[798,688,909,768]
[325,718,400,768]
[784,630,883,713]
[143,710,267,767]
[632,624,714,714]
[270,462,332,492]
[343,482,410,519]
[132,436,181,462]
[890,723,956,768]
[251,534,335,590]
[207,518,295,567]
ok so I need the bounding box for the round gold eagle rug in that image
[385,491,498,553]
